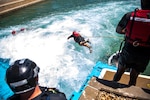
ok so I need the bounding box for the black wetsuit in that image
[68,34,85,45]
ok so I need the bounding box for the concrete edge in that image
[0,0,44,15]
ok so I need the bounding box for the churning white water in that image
[0,0,141,99]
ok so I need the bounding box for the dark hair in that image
[141,0,150,9]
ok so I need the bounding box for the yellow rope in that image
[147,84,150,88]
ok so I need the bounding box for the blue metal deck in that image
[69,61,117,100]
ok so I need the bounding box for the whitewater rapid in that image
[0,0,142,99]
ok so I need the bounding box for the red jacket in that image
[73,31,80,37]
[126,9,150,47]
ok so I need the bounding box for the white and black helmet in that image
[6,59,40,94]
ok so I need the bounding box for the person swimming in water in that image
[67,31,92,53]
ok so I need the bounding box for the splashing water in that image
[0,0,147,100]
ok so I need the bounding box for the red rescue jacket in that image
[126,9,150,47]
[73,31,80,37]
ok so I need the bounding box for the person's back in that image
[113,0,150,86]
[35,87,66,100]
[123,0,150,55]
[6,58,67,100]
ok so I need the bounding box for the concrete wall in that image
[0,0,44,15]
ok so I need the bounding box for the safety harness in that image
[125,8,150,47]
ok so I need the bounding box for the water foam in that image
[0,1,140,99]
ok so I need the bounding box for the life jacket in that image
[126,9,150,47]
[72,31,80,37]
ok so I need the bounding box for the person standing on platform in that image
[113,0,150,86]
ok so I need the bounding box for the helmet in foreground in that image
[6,59,40,94]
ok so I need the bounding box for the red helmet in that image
[12,31,16,35]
